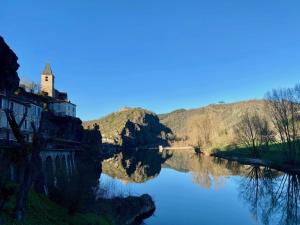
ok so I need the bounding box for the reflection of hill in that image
[102,149,170,183]
[163,150,247,189]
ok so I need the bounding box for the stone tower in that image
[40,64,55,97]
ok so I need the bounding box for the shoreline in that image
[211,152,300,173]
[95,194,155,225]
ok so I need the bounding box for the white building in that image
[0,94,42,142]
[48,101,76,117]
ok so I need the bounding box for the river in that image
[99,149,299,225]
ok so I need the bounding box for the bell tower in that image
[40,64,55,97]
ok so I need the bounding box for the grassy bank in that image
[0,191,113,225]
[213,142,300,167]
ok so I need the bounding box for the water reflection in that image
[102,148,171,183]
[239,166,300,225]
[101,149,300,225]
[164,150,245,189]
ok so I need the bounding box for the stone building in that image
[40,64,55,97]
[0,63,77,143]
[40,64,76,117]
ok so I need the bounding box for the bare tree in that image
[234,112,274,157]
[4,107,45,221]
[256,116,276,150]
[193,115,212,151]
[19,78,39,93]
[265,87,299,163]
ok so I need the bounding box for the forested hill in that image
[159,100,269,150]
[83,107,173,148]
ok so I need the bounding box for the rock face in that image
[97,194,155,225]
[41,112,84,144]
[0,36,20,94]
[84,108,174,148]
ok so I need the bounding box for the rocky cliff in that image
[0,36,20,94]
[83,107,174,148]
[41,112,84,143]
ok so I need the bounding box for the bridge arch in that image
[45,156,55,188]
[40,150,78,192]
[61,155,68,178]
[67,155,73,174]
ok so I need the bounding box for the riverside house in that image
[0,64,76,144]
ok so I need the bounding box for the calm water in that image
[99,149,299,225]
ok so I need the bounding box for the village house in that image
[0,64,77,143]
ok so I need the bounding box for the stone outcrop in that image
[97,194,155,225]
[40,112,84,148]
[0,36,20,94]
[84,108,174,148]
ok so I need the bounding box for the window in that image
[45,76,48,81]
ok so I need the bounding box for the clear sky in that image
[1,0,300,120]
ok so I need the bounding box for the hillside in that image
[83,107,173,147]
[159,100,269,150]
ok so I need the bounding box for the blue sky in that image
[1,0,300,120]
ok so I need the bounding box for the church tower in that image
[40,64,55,97]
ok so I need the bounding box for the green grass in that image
[0,191,113,225]
[215,142,300,165]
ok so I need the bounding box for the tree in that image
[265,87,299,163]
[234,112,274,157]
[19,79,39,93]
[192,115,212,151]
[4,107,45,221]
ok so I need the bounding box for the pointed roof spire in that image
[42,63,53,75]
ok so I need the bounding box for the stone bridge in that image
[0,137,82,192]
[40,148,78,191]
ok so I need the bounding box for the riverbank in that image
[0,190,112,225]
[212,143,300,173]
[95,194,155,225]
[0,190,155,225]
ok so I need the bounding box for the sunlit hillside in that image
[159,100,269,150]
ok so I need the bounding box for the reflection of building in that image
[0,64,76,143]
